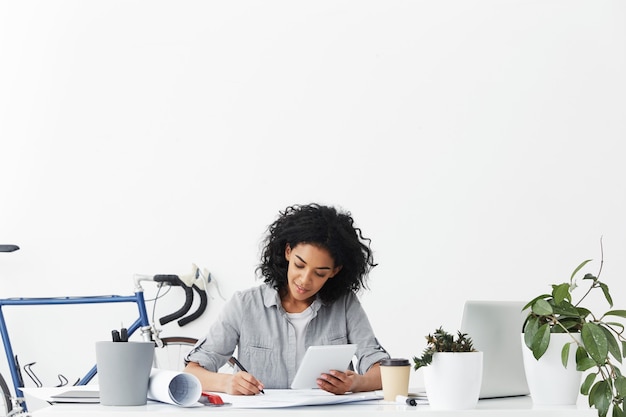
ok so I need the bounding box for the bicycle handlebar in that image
[1,249,208,326]
[155,274,194,325]
[147,274,207,327]
[0,245,20,252]
[152,274,183,286]
[178,283,208,326]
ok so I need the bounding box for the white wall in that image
[1,0,625,391]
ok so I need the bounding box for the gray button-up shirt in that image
[186,283,389,389]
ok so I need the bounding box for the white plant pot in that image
[423,351,483,410]
[521,333,583,406]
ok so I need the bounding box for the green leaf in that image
[599,282,614,307]
[559,318,584,332]
[612,404,625,417]
[571,259,593,282]
[531,323,551,360]
[522,294,551,311]
[532,299,553,316]
[604,322,625,333]
[576,357,596,372]
[553,301,581,317]
[589,381,599,407]
[600,325,622,364]
[523,316,539,349]
[561,342,571,368]
[576,346,596,371]
[623,341,626,359]
[581,372,597,395]
[616,375,626,398]
[589,380,612,417]
[604,310,626,319]
[577,306,593,320]
[552,283,571,305]
[582,322,609,365]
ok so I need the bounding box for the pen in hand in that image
[230,357,265,394]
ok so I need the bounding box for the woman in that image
[184,203,389,395]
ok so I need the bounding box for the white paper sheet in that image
[147,368,202,407]
[23,382,381,409]
[217,389,382,408]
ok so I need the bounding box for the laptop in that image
[459,300,530,399]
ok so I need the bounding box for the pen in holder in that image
[111,327,128,342]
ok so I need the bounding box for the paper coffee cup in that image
[380,358,411,401]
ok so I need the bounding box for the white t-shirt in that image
[286,306,314,367]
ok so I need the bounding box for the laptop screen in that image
[460,300,529,399]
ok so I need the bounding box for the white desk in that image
[30,396,596,417]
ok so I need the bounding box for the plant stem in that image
[574,288,592,309]
[597,236,604,280]
[553,319,583,346]
[574,238,605,310]
[601,323,625,339]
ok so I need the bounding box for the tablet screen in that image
[290,344,357,389]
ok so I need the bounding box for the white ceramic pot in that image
[423,351,483,410]
[521,333,583,405]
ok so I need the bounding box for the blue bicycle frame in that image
[0,245,204,414]
[0,290,151,406]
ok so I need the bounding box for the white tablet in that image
[290,344,357,389]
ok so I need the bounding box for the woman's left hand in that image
[316,370,357,394]
[316,362,382,394]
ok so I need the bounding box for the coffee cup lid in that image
[380,358,410,366]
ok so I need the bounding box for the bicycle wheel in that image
[154,337,198,372]
[0,372,12,416]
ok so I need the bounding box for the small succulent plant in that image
[413,326,477,370]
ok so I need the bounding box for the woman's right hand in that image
[184,361,264,396]
[226,371,265,395]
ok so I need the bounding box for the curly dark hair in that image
[257,203,376,303]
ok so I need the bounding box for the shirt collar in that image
[261,283,324,313]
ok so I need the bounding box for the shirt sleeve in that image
[185,292,243,371]
[344,293,390,374]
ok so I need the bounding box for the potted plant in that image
[413,327,483,410]
[522,243,626,417]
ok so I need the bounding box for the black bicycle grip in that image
[153,274,182,285]
[159,281,194,326]
[178,283,208,327]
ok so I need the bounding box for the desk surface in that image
[30,396,596,417]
